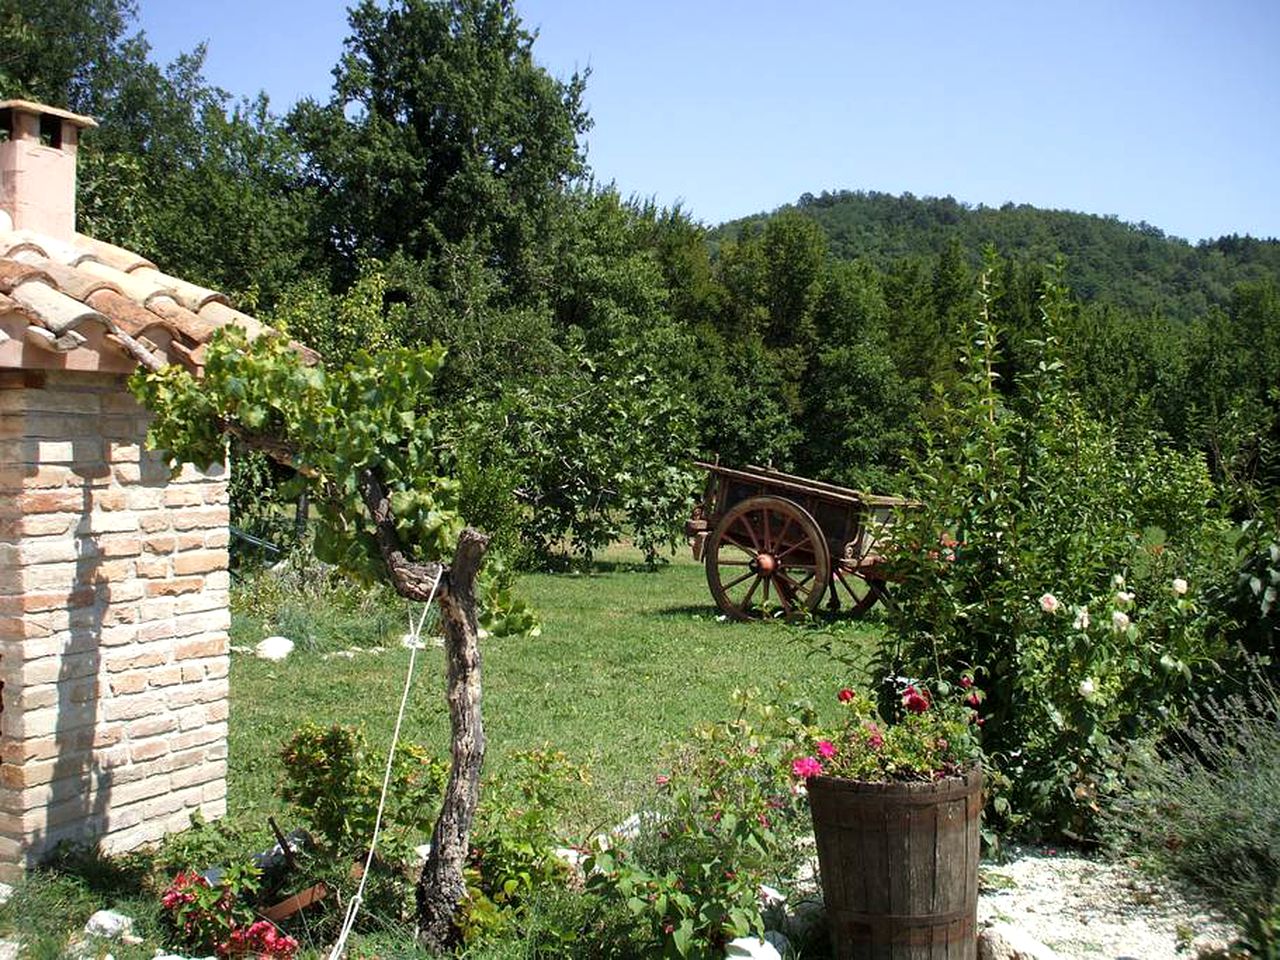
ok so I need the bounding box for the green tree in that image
[290,0,590,296]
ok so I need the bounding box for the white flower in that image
[1073,606,1091,630]
[1172,577,1188,596]
[1115,590,1135,605]
[1079,678,1096,698]
[1039,592,1061,614]
[1112,574,1126,589]
[1111,610,1131,632]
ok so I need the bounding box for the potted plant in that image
[791,678,985,960]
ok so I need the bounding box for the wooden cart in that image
[685,461,908,621]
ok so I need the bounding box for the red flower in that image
[902,685,930,714]
[838,687,855,702]
[966,693,980,708]
[960,676,973,689]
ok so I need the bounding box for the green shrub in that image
[1114,672,1280,956]
[586,687,811,959]
[279,723,447,863]
[884,262,1232,837]
[458,749,587,944]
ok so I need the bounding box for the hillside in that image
[713,190,1280,323]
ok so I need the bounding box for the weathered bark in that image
[355,468,449,600]
[415,527,489,951]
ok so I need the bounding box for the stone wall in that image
[0,368,229,881]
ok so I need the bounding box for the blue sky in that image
[138,0,1280,241]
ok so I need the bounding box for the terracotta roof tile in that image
[0,225,309,374]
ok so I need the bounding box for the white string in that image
[326,568,443,960]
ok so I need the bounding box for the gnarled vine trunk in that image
[414,528,488,950]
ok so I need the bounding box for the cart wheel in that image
[705,495,831,621]
[830,562,886,618]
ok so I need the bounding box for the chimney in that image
[0,99,97,239]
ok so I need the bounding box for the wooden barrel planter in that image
[807,767,982,959]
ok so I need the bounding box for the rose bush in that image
[883,262,1234,837]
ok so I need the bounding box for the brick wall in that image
[0,369,229,881]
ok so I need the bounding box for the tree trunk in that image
[415,527,489,951]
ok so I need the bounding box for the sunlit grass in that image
[228,545,882,839]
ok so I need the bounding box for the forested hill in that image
[713,190,1280,323]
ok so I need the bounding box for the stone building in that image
[0,99,270,880]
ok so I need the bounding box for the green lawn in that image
[228,546,882,838]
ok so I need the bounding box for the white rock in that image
[553,846,586,872]
[0,940,18,960]
[977,923,1061,960]
[611,811,659,841]
[758,884,786,907]
[0,882,10,905]
[255,635,294,661]
[724,936,783,960]
[84,909,134,940]
[415,842,433,862]
[763,930,790,955]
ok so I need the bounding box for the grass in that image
[228,544,882,838]
[0,544,883,957]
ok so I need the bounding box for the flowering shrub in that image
[586,687,810,958]
[160,864,297,958]
[790,680,982,784]
[885,262,1232,837]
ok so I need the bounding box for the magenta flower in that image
[817,739,836,759]
[838,687,855,702]
[792,756,824,779]
[655,774,670,786]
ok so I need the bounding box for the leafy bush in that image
[884,263,1232,836]
[458,749,588,943]
[160,863,300,958]
[1114,673,1280,957]
[449,342,699,567]
[1210,504,1280,672]
[586,688,810,958]
[279,723,447,864]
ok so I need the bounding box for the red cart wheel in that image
[705,496,831,621]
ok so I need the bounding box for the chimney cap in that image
[0,100,97,129]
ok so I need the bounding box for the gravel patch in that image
[978,844,1235,958]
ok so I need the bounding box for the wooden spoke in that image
[831,564,882,618]
[722,569,755,590]
[732,515,761,552]
[719,533,756,557]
